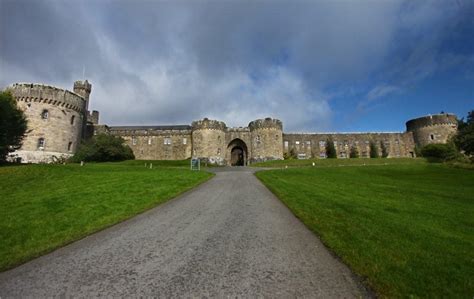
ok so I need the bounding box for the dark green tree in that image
[380,141,389,158]
[420,143,458,161]
[369,141,379,158]
[0,91,27,163]
[455,110,474,156]
[349,146,359,158]
[325,138,337,158]
[71,133,134,162]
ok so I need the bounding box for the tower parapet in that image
[192,118,227,131]
[248,117,283,131]
[406,113,458,148]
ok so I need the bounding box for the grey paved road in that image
[0,167,368,297]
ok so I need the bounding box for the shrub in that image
[369,141,379,158]
[349,146,359,158]
[420,143,458,161]
[71,134,134,162]
[326,138,337,158]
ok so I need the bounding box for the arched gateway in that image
[227,138,248,166]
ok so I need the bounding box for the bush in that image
[284,148,297,160]
[71,134,134,162]
[369,141,379,158]
[326,138,337,158]
[349,146,359,158]
[420,143,458,161]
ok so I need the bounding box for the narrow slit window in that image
[38,138,45,149]
[41,109,49,119]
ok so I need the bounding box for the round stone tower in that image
[406,113,458,148]
[6,82,88,163]
[191,118,227,165]
[248,117,283,163]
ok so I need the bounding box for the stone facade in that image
[4,80,459,164]
[6,82,93,163]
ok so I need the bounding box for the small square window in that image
[183,138,187,145]
[164,138,172,145]
[41,110,49,119]
[295,141,300,145]
[284,141,289,148]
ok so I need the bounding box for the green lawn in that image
[251,157,426,168]
[256,162,474,298]
[0,161,212,271]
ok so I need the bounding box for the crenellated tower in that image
[191,118,227,165]
[406,113,458,148]
[248,117,283,162]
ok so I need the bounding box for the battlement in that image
[7,83,86,112]
[406,113,457,131]
[248,117,283,131]
[228,127,251,132]
[192,118,227,131]
[73,80,92,93]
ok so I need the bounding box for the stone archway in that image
[227,138,248,166]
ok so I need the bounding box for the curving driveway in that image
[0,167,368,297]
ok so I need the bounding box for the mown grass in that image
[251,157,426,168]
[256,162,474,298]
[0,161,213,271]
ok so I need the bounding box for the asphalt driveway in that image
[0,167,368,297]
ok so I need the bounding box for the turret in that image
[248,117,283,162]
[73,80,92,111]
[191,118,227,165]
[406,113,458,148]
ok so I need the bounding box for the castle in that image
[5,80,459,165]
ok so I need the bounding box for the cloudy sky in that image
[1,0,473,132]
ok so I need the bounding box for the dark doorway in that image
[231,146,245,166]
[227,138,248,166]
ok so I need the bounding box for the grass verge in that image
[251,157,427,168]
[255,163,473,297]
[0,161,213,271]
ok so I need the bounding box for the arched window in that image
[70,115,75,125]
[68,142,73,151]
[37,138,45,149]
[41,109,49,119]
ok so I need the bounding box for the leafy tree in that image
[369,141,379,158]
[455,110,474,156]
[0,91,27,163]
[325,138,337,158]
[420,143,458,161]
[380,141,389,158]
[349,146,359,158]
[71,134,134,162]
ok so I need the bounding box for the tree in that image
[369,141,379,158]
[380,141,389,158]
[349,146,359,158]
[455,110,474,156]
[0,91,27,163]
[420,143,458,161]
[325,138,337,158]
[71,134,134,162]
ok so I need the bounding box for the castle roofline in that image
[11,82,86,101]
[284,131,405,135]
[109,125,191,131]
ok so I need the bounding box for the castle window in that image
[183,138,187,145]
[132,136,137,145]
[148,137,152,145]
[306,141,311,145]
[68,142,73,151]
[275,134,279,140]
[164,137,172,145]
[430,134,435,140]
[37,138,45,149]
[217,148,221,155]
[256,135,261,143]
[41,109,49,119]
[319,141,326,147]
[284,141,289,148]
[295,141,300,145]
[70,115,75,125]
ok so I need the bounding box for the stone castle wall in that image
[249,118,283,162]
[406,114,458,148]
[191,119,227,164]
[283,132,415,158]
[109,126,192,160]
[6,83,87,163]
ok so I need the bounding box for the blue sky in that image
[1,0,473,132]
